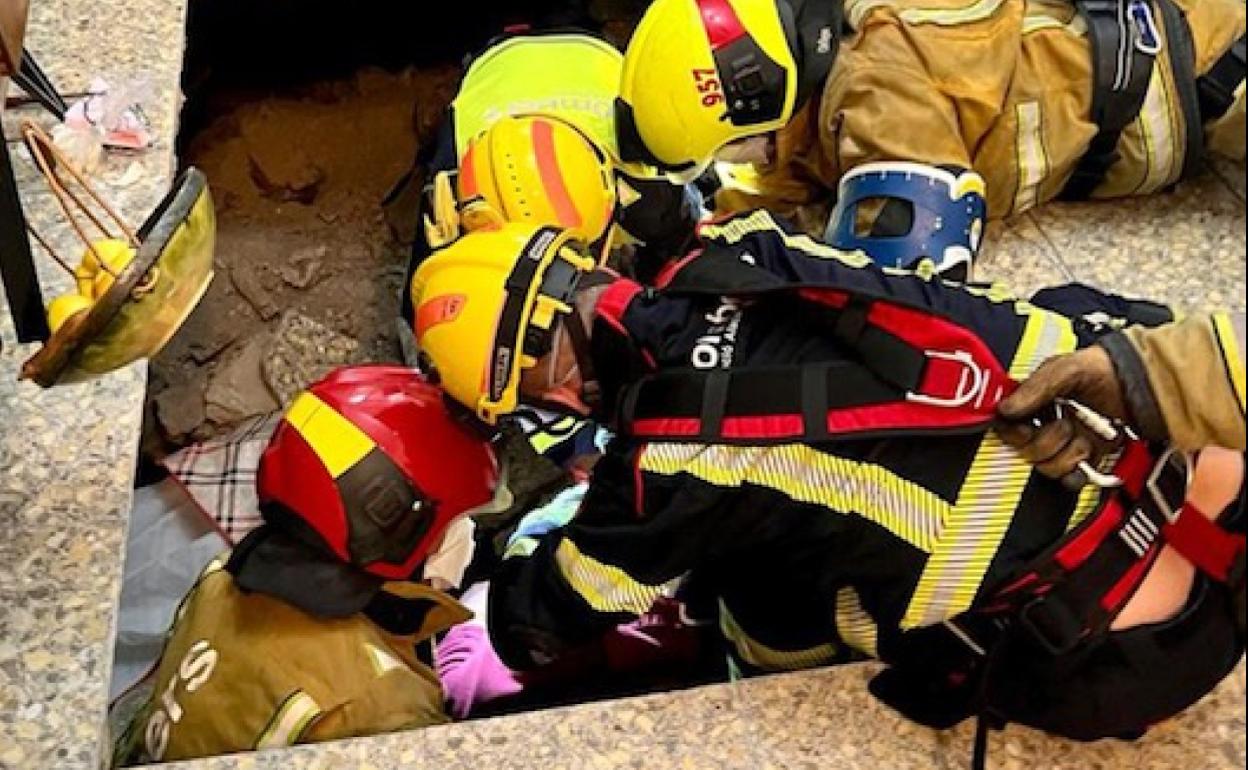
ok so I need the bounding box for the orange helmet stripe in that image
[531,118,584,231]
[459,142,481,200]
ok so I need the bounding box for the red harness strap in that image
[981,442,1244,657]
[1165,502,1246,583]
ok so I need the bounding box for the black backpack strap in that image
[1198,34,1246,123]
[1062,0,1163,200]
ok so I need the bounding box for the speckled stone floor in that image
[0,1,188,768]
[1,1,1245,766]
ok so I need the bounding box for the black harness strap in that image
[825,296,929,393]
[0,137,50,344]
[619,360,902,443]
[1197,34,1246,122]
[1062,0,1162,200]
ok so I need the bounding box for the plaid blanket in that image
[162,414,281,545]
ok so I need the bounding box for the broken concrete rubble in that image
[153,380,208,442]
[204,335,281,425]
[281,246,326,289]
[186,325,241,365]
[229,262,280,321]
[262,311,368,405]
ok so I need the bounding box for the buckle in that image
[1145,447,1193,525]
[905,349,989,409]
[1017,596,1086,656]
[1129,0,1163,56]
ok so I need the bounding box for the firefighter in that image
[615,0,1246,258]
[396,28,701,327]
[116,366,501,764]
[409,212,1245,765]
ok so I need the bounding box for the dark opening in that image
[144,0,647,458]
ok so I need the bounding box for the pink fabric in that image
[435,624,523,719]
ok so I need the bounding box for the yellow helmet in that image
[458,115,617,245]
[410,223,596,424]
[619,0,843,179]
[617,0,802,180]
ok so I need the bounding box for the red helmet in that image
[228,365,498,617]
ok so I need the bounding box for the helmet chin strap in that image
[562,302,600,409]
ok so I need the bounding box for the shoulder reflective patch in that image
[555,538,679,614]
[255,691,322,750]
[365,643,406,677]
[640,443,947,552]
[719,599,840,671]
[835,587,879,658]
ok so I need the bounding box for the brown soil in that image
[144,65,460,456]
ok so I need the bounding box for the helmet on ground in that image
[616,0,841,180]
[410,223,596,425]
[459,115,618,246]
[227,365,499,617]
[825,162,987,280]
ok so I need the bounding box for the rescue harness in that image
[1062,0,1246,200]
[593,250,1246,768]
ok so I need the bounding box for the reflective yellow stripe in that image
[1012,101,1048,216]
[835,588,879,658]
[903,433,1030,629]
[1135,64,1180,195]
[640,443,948,552]
[904,307,1077,628]
[847,0,1007,28]
[1066,476,1108,532]
[255,691,321,750]
[555,538,677,614]
[284,392,375,478]
[1008,305,1077,379]
[900,0,1008,26]
[1021,15,1083,35]
[699,210,875,268]
[719,600,839,671]
[1213,313,1247,412]
[365,643,405,677]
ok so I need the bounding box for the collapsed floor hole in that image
[141,0,648,459]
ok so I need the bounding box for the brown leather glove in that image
[996,345,1130,483]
